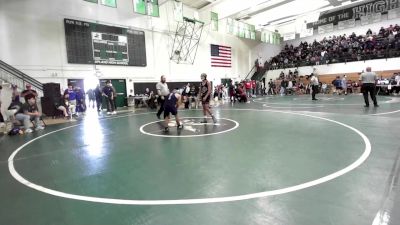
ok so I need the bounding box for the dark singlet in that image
[164,93,178,108]
[200,80,210,102]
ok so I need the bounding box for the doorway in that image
[67,79,85,91]
[100,79,127,108]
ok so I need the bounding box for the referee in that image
[310,73,319,100]
[156,75,170,119]
[359,67,378,107]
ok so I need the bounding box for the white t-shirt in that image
[310,76,319,85]
[156,82,169,96]
[288,81,293,88]
[395,75,400,84]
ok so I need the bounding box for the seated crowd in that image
[267,24,400,69]
[5,84,44,133]
[266,70,400,96]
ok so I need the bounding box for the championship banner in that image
[388,7,400,19]
[307,0,400,29]
[283,33,296,41]
[173,0,183,22]
[101,0,116,7]
[300,28,313,38]
[211,12,218,31]
[318,23,334,34]
[338,19,355,30]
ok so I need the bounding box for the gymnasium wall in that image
[0,0,281,94]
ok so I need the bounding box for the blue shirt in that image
[64,89,76,100]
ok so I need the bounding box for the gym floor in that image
[1,94,400,225]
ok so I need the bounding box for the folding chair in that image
[31,116,46,127]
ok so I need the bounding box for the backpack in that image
[8,127,21,136]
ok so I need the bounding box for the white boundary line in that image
[262,104,324,109]
[253,96,399,106]
[369,109,400,116]
[254,97,400,116]
[139,117,239,138]
[8,109,371,205]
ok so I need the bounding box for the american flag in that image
[211,44,231,68]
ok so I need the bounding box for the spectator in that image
[332,76,343,95]
[379,27,386,36]
[14,95,44,133]
[64,84,77,115]
[279,71,285,79]
[245,80,252,98]
[294,69,299,78]
[280,79,288,95]
[55,94,74,119]
[189,85,199,107]
[11,85,20,103]
[182,83,191,109]
[236,84,247,102]
[395,73,400,85]
[94,84,102,112]
[110,83,117,111]
[86,88,96,109]
[75,87,85,114]
[268,79,276,95]
[321,83,328,94]
[21,84,38,102]
[102,80,116,115]
[144,88,151,96]
[342,75,348,95]
[147,91,157,109]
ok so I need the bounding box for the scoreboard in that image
[64,18,147,66]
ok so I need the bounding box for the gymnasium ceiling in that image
[179,0,364,29]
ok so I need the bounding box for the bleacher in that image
[266,25,400,70]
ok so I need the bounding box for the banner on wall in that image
[101,0,117,7]
[283,33,296,41]
[338,19,355,30]
[388,7,400,19]
[133,0,159,17]
[318,23,334,34]
[261,31,266,42]
[173,0,183,22]
[224,19,256,40]
[261,30,280,44]
[147,0,159,17]
[360,12,382,25]
[307,0,400,29]
[211,12,218,31]
[299,28,313,38]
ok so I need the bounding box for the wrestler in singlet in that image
[200,79,211,104]
[164,92,178,118]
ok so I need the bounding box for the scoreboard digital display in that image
[64,18,147,66]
